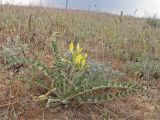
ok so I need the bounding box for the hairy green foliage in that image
[0,35,146,107]
[125,56,160,80]
[0,36,29,67]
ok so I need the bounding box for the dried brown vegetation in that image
[0,5,160,120]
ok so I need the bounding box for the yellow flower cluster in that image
[69,42,87,70]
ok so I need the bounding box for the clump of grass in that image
[124,56,160,80]
[0,36,29,67]
[1,33,146,107]
[146,15,160,28]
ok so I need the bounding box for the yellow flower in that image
[69,42,74,54]
[75,54,83,65]
[68,42,88,70]
[75,53,87,70]
[76,43,83,53]
[80,58,86,69]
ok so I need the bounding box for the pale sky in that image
[1,0,160,17]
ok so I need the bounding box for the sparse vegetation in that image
[0,4,159,120]
[1,34,145,106]
[146,15,160,28]
[125,56,160,81]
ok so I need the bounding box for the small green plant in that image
[146,15,160,28]
[125,56,160,80]
[1,34,146,107]
[0,36,29,67]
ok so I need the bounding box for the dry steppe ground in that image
[0,5,160,120]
